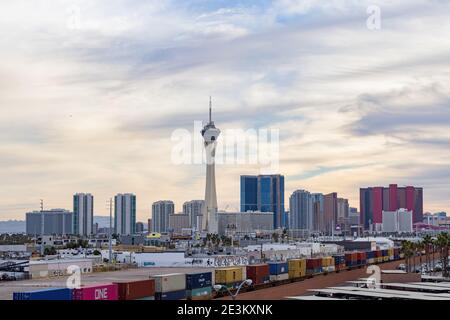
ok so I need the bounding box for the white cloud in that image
[0,0,450,220]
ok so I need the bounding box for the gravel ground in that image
[0,267,215,300]
[218,258,423,300]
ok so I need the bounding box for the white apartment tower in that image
[152,200,174,233]
[73,193,94,236]
[114,193,136,235]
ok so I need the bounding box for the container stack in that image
[345,252,358,267]
[268,262,289,281]
[246,264,270,285]
[333,255,346,271]
[214,267,244,289]
[115,279,155,300]
[288,259,306,279]
[367,251,375,264]
[321,257,335,272]
[153,273,186,300]
[357,252,367,266]
[375,250,382,263]
[185,272,213,300]
[13,288,73,300]
[394,248,400,260]
[388,248,395,261]
[73,284,118,300]
[306,258,322,275]
[382,249,389,262]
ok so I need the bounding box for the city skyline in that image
[1,1,450,221]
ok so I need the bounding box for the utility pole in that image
[40,199,44,256]
[107,198,113,265]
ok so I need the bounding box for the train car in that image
[333,255,346,272]
[288,259,306,279]
[367,250,375,264]
[345,252,358,268]
[306,258,322,275]
[357,252,367,266]
[246,264,270,285]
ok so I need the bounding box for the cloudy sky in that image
[1,0,449,221]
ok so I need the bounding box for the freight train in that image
[12,247,402,300]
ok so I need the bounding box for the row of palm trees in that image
[401,233,450,277]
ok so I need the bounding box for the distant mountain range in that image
[0,216,113,233]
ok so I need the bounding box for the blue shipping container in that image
[13,288,73,300]
[333,255,345,265]
[155,290,186,301]
[268,262,288,275]
[186,272,212,290]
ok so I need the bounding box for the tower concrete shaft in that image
[201,98,220,234]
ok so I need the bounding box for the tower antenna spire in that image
[209,96,212,123]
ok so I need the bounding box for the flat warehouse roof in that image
[308,288,406,299]
[326,286,450,300]
[286,296,342,301]
[411,282,450,288]
[381,283,450,292]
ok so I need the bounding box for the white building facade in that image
[114,193,136,235]
[382,208,413,233]
[152,200,174,233]
[73,193,94,236]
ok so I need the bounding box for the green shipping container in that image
[187,287,212,300]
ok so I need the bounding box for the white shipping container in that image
[153,273,186,293]
[269,274,289,282]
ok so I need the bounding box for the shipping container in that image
[186,287,212,300]
[215,267,243,284]
[73,284,118,300]
[345,253,358,267]
[269,273,289,282]
[288,259,306,279]
[186,272,212,290]
[268,262,288,275]
[13,288,73,301]
[388,248,395,260]
[332,255,346,271]
[306,258,322,269]
[155,289,186,301]
[136,296,155,300]
[394,248,400,259]
[153,273,186,293]
[246,264,270,285]
[115,279,155,300]
[357,252,367,265]
[321,257,335,272]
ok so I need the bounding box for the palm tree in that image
[435,233,450,277]
[416,241,424,272]
[422,235,433,272]
[401,240,414,273]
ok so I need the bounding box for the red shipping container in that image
[306,258,322,269]
[115,279,155,300]
[246,264,269,285]
[375,250,382,258]
[73,284,118,300]
[246,264,269,278]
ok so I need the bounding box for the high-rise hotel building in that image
[360,184,423,230]
[73,193,94,236]
[240,174,285,229]
[114,193,136,235]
